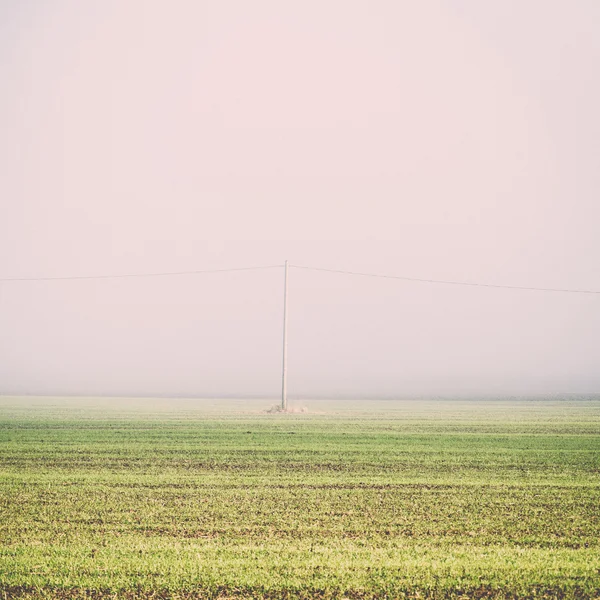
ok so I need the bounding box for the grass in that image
[0,396,599,598]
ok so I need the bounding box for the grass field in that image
[1,396,599,599]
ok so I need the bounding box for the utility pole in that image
[281,260,289,411]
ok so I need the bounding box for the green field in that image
[1,396,599,599]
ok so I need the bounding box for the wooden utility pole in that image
[281,260,289,411]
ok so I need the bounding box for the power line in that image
[0,262,598,295]
[290,264,600,295]
[0,264,282,282]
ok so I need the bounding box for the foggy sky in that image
[1,1,599,398]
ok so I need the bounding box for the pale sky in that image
[1,1,599,398]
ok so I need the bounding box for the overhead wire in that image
[0,262,598,294]
[289,264,600,295]
[0,264,282,282]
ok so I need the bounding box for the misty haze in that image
[2,3,600,598]
[1,1,599,400]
